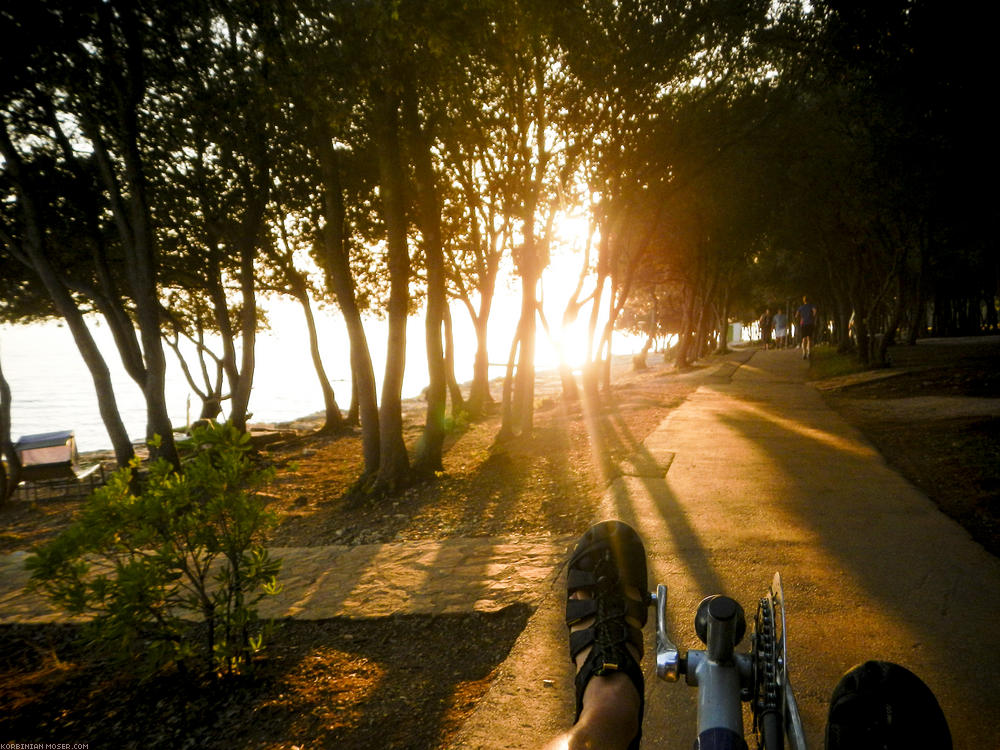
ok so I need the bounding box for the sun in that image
[537,208,601,370]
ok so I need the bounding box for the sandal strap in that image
[566,567,597,592]
[567,596,647,644]
[569,622,644,662]
[566,597,597,626]
[574,635,645,750]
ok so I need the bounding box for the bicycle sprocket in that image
[752,572,792,749]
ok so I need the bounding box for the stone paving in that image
[0,535,575,624]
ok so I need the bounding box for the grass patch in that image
[807,345,866,381]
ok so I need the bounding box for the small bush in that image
[26,422,282,679]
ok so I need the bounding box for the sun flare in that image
[537,208,602,370]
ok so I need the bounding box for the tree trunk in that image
[876,276,906,366]
[852,290,874,367]
[497,327,522,443]
[633,336,654,370]
[373,89,411,491]
[228,120,270,433]
[43,97,149,390]
[0,354,20,504]
[229,239,258,433]
[163,328,226,422]
[404,88,447,476]
[119,126,179,467]
[715,285,731,355]
[467,303,494,417]
[694,299,712,360]
[462,211,499,418]
[599,281,617,391]
[906,239,928,346]
[583,244,610,404]
[294,281,343,433]
[442,305,466,418]
[314,123,379,473]
[347,371,360,426]
[80,86,178,468]
[29,280,133,467]
[510,239,539,436]
[674,283,698,371]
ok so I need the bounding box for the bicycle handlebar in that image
[652,576,807,750]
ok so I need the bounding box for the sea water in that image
[0,303,450,453]
[2,285,643,453]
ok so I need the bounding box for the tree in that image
[0,121,138,468]
[762,0,998,363]
[436,50,517,418]
[481,3,583,440]
[267,0,383,479]
[268,217,344,434]
[558,0,791,380]
[150,1,274,432]
[0,1,205,468]
[397,1,495,474]
[0,348,18,504]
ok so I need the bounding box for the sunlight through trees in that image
[2,0,994,495]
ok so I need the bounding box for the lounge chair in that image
[13,430,105,501]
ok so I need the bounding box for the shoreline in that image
[71,351,664,464]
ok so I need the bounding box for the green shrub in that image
[26,422,282,679]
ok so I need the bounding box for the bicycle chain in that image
[751,592,781,735]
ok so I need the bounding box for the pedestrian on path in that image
[773,309,789,349]
[759,308,773,350]
[796,296,817,359]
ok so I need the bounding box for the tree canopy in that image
[2,0,993,492]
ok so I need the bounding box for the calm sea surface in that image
[1,302,481,452]
[2,286,648,453]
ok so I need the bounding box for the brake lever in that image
[653,583,682,681]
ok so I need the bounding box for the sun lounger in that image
[13,430,105,501]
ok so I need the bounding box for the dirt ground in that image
[0,357,695,749]
[817,336,1000,557]
[1,338,997,748]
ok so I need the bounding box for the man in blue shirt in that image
[796,296,817,359]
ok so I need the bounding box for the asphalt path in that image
[452,347,1000,749]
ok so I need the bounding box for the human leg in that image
[801,324,814,358]
[542,636,642,750]
[544,521,650,750]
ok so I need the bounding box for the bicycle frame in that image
[652,575,807,750]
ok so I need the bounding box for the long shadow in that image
[0,608,531,749]
[580,377,728,599]
[267,542,388,621]
[439,402,597,537]
[248,608,531,749]
[238,608,532,749]
[703,359,1000,743]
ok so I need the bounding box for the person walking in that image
[759,308,773,350]
[796,296,817,359]
[773,309,788,349]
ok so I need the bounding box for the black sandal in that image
[566,520,651,749]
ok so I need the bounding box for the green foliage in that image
[26,422,282,679]
[807,346,865,381]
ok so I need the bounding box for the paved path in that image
[451,348,1000,749]
[0,536,572,624]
